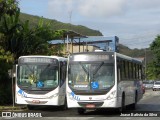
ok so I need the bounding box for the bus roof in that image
[19,55,67,61]
[69,51,143,63]
[116,52,143,63]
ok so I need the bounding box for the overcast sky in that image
[18,0,160,49]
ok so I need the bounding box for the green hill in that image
[19,13,103,36]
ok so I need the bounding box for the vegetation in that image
[146,35,160,80]
[0,0,65,105]
[0,0,17,104]
[19,13,103,36]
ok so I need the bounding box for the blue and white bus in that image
[15,55,67,110]
[66,51,144,114]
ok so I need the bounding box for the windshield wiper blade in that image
[93,62,104,75]
[41,64,51,74]
[23,63,34,74]
[79,62,89,75]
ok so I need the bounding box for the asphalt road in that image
[1,89,160,120]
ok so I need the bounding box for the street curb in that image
[0,106,27,112]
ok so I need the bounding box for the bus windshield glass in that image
[17,63,59,90]
[68,62,115,92]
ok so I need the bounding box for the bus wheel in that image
[62,98,68,110]
[119,93,125,113]
[27,105,34,110]
[77,108,85,114]
[129,92,137,110]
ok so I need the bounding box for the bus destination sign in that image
[71,54,112,61]
[19,57,56,64]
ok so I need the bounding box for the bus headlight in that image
[17,89,27,98]
[107,90,116,100]
[17,92,27,98]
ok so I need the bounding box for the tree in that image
[0,46,13,104]
[0,0,65,104]
[147,35,160,79]
[0,3,65,60]
[0,0,18,104]
[0,0,19,19]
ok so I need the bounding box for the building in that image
[49,31,119,55]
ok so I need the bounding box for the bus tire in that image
[130,91,138,110]
[133,91,138,109]
[62,97,68,110]
[119,93,125,113]
[77,108,85,114]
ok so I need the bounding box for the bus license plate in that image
[32,100,40,104]
[85,104,95,108]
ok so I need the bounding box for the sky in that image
[18,0,160,49]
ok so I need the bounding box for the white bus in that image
[15,55,67,110]
[66,51,144,114]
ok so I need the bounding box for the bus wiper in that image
[24,63,34,73]
[79,62,89,75]
[40,64,51,74]
[93,62,104,76]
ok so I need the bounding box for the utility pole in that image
[12,65,16,107]
[66,34,69,53]
[69,10,72,30]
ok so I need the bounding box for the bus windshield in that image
[17,63,59,90]
[68,62,115,93]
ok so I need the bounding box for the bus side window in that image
[118,68,121,81]
[117,60,121,81]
